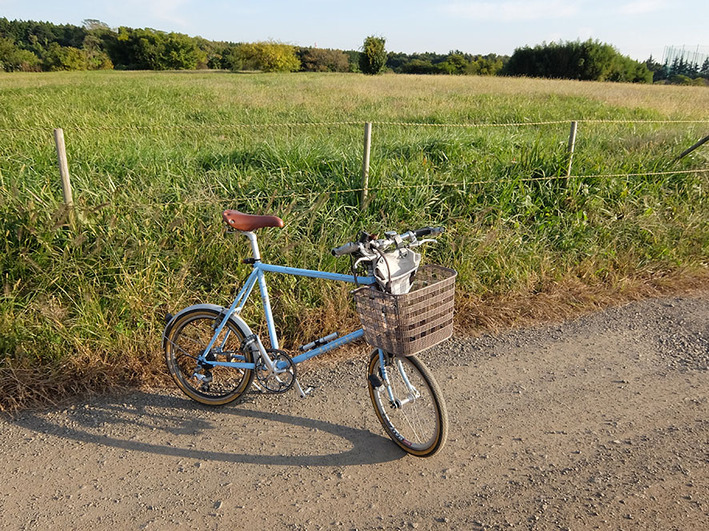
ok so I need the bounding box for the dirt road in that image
[1,292,707,530]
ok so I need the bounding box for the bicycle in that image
[162,210,455,457]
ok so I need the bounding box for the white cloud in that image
[444,1,581,21]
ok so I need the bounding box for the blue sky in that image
[1,1,707,61]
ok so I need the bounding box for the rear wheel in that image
[367,350,448,457]
[164,308,255,406]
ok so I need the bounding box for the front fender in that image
[162,303,253,350]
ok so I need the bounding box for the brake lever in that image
[409,238,438,248]
[353,256,370,270]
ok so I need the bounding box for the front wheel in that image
[367,350,448,457]
[164,308,255,406]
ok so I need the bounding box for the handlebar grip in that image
[331,242,360,256]
[413,226,445,238]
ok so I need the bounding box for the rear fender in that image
[162,303,254,350]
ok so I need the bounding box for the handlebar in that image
[331,241,361,257]
[331,226,445,257]
[413,226,445,239]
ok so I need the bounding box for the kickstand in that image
[294,378,313,398]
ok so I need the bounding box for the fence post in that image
[54,128,77,226]
[361,122,372,209]
[54,128,74,205]
[566,121,578,177]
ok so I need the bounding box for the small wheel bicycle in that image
[163,210,454,457]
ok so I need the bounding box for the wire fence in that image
[2,118,709,133]
[1,119,708,212]
[155,168,708,206]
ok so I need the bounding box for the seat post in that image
[241,231,261,261]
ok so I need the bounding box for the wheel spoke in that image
[164,310,255,406]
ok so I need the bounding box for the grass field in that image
[1,71,708,410]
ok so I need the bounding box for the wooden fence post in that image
[54,128,73,206]
[54,128,76,226]
[567,121,578,177]
[361,122,372,209]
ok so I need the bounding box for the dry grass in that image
[456,269,709,334]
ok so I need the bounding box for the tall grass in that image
[1,71,707,410]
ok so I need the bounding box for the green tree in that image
[0,37,40,71]
[227,41,300,72]
[299,47,349,72]
[400,58,439,74]
[645,55,668,82]
[224,43,254,70]
[700,58,709,79]
[82,19,110,32]
[343,50,361,72]
[359,36,386,75]
[504,39,651,83]
[43,42,87,70]
[82,33,113,70]
[439,53,468,75]
[255,42,300,72]
[112,28,205,70]
[162,32,206,69]
[195,37,228,69]
[473,54,505,75]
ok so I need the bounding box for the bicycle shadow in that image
[10,390,406,466]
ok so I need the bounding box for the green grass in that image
[1,71,708,410]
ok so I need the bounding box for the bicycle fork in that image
[372,350,420,408]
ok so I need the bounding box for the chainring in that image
[256,350,296,393]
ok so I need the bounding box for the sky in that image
[1,0,707,62]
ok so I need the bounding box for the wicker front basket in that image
[352,264,456,356]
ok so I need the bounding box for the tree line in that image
[645,55,709,86]
[1,18,706,86]
[0,19,505,76]
[0,19,355,73]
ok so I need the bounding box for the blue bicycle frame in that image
[196,231,377,372]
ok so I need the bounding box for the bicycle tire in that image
[367,350,448,457]
[164,307,255,406]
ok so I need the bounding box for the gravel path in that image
[1,291,707,530]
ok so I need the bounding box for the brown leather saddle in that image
[222,210,284,231]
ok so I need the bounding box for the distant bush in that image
[194,37,228,69]
[43,42,88,70]
[400,59,439,75]
[505,39,652,83]
[0,37,40,71]
[469,55,505,75]
[114,27,206,70]
[437,53,468,74]
[391,51,506,76]
[227,41,301,72]
[298,47,349,72]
